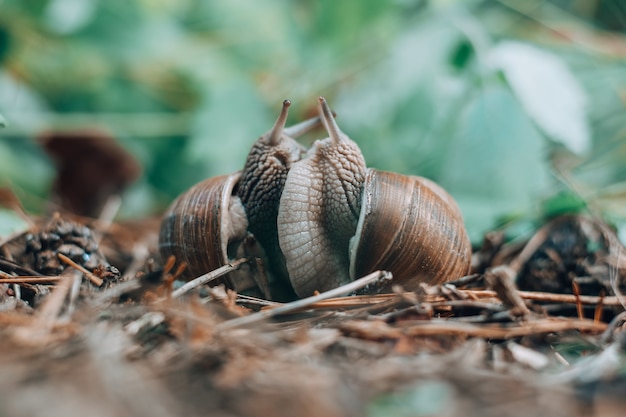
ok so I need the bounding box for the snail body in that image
[277,99,367,295]
[159,97,472,300]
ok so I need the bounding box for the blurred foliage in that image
[0,0,625,243]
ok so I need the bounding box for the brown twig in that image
[594,292,605,324]
[0,257,42,276]
[276,286,626,311]
[445,273,482,288]
[509,223,551,272]
[58,253,104,287]
[236,294,281,308]
[163,255,176,275]
[0,276,61,284]
[238,286,626,313]
[282,294,398,310]
[217,270,393,330]
[341,317,607,341]
[572,280,584,320]
[461,289,626,306]
[171,258,250,298]
[485,266,530,317]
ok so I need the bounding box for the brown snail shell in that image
[159,172,248,288]
[348,169,472,291]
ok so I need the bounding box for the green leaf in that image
[332,17,467,177]
[439,84,552,243]
[43,0,98,34]
[0,25,11,65]
[0,113,5,127]
[488,41,591,155]
[450,39,474,70]
[542,190,587,218]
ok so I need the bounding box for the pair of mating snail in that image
[159,97,472,300]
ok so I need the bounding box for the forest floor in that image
[0,207,625,417]
[1,133,626,417]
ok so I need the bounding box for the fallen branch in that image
[463,289,626,306]
[171,258,250,298]
[340,317,607,341]
[405,318,607,338]
[253,287,626,312]
[0,276,61,284]
[58,253,104,287]
[0,258,42,276]
[445,273,482,287]
[217,270,393,330]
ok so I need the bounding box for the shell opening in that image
[225,195,248,250]
[348,171,372,280]
[217,174,247,265]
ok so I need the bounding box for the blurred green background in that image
[0,0,625,244]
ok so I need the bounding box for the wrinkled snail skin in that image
[277,97,367,297]
[237,100,322,286]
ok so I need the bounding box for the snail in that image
[159,100,321,295]
[277,97,472,297]
[159,97,472,300]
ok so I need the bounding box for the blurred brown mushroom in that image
[38,129,141,218]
